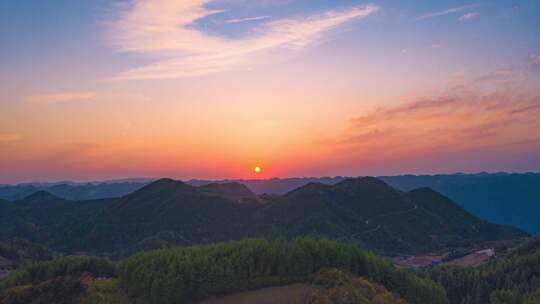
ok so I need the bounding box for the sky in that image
[1,0,540,183]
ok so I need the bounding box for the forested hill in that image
[0,177,526,256]
[0,238,448,304]
[380,173,540,234]
[0,239,59,269]
[426,237,540,304]
[3,237,540,303]
[2,173,538,235]
[255,177,525,254]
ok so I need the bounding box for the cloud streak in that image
[26,92,95,104]
[333,71,540,160]
[225,15,270,24]
[108,0,379,80]
[417,4,478,20]
[0,133,22,146]
[459,12,479,21]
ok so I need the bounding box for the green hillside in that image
[0,239,59,268]
[0,238,447,304]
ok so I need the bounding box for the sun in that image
[253,166,262,173]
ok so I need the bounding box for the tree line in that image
[118,237,448,304]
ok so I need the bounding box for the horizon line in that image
[2,170,539,186]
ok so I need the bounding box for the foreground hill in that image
[3,237,540,303]
[0,238,447,304]
[0,177,526,256]
[0,239,58,267]
[199,270,408,304]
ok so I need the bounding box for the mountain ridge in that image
[0,177,526,257]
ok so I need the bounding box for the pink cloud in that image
[332,71,540,163]
[25,92,95,104]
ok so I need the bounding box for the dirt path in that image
[198,284,313,304]
[352,204,418,238]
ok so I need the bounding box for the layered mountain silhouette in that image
[255,177,524,254]
[0,177,526,256]
[3,173,539,235]
[0,182,148,201]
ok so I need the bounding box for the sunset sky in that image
[1,0,540,183]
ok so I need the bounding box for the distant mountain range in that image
[380,173,540,235]
[0,177,526,257]
[1,172,539,234]
[0,181,149,201]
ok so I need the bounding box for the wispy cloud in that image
[459,12,479,21]
[107,0,379,80]
[225,15,270,24]
[332,70,540,159]
[450,68,466,78]
[0,133,22,146]
[530,53,540,65]
[26,92,95,104]
[417,4,478,20]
